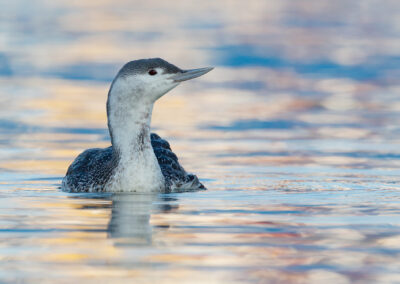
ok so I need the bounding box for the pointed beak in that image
[171,67,214,83]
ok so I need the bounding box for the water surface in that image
[1,0,400,283]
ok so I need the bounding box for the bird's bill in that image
[172,67,214,82]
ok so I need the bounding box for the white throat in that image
[106,77,165,192]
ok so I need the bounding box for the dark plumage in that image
[62,133,205,193]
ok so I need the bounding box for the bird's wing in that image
[62,146,115,192]
[150,133,205,192]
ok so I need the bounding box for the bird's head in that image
[109,58,213,105]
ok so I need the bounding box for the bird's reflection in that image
[108,194,179,246]
[70,193,179,246]
[107,194,155,245]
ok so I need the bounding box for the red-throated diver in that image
[61,58,213,193]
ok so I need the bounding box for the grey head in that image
[111,58,214,103]
[118,58,183,78]
[117,57,213,83]
[107,56,213,112]
[107,57,213,116]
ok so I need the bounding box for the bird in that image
[61,58,213,193]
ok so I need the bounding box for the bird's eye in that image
[148,69,157,76]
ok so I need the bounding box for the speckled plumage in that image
[62,133,205,193]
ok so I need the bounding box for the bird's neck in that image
[108,100,153,155]
[106,86,165,192]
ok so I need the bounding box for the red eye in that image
[148,69,157,75]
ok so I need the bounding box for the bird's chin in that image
[153,83,180,101]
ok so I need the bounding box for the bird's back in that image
[62,133,205,193]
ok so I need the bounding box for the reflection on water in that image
[108,194,154,245]
[1,0,400,283]
[108,194,177,246]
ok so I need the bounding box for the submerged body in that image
[62,58,212,193]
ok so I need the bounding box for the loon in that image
[62,58,213,193]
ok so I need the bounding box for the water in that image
[1,0,400,283]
